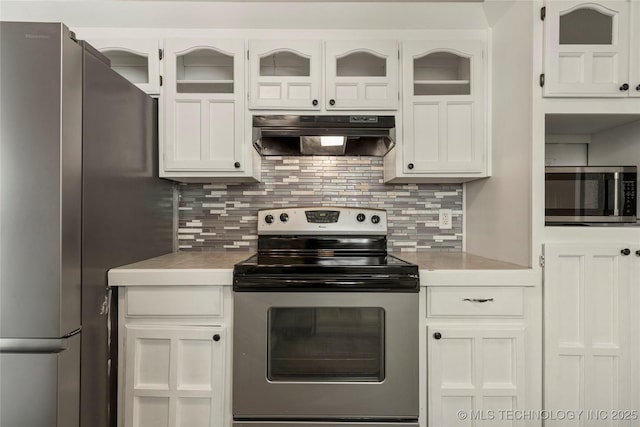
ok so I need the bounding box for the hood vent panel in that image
[252,115,395,157]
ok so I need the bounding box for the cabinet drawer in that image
[125,286,224,317]
[427,286,524,317]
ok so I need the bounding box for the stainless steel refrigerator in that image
[0,22,174,427]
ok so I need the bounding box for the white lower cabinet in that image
[427,324,526,426]
[117,286,232,427]
[544,243,639,426]
[425,281,537,427]
[123,325,226,427]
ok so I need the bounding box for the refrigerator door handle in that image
[0,328,81,354]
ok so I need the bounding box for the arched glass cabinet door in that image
[401,40,485,177]
[162,39,246,179]
[83,38,161,95]
[249,40,322,110]
[325,41,399,110]
[543,0,631,96]
[633,1,640,97]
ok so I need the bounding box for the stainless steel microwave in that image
[545,166,637,224]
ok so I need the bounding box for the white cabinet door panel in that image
[163,38,246,175]
[83,38,161,95]
[543,0,631,96]
[428,324,526,427]
[401,39,485,178]
[123,325,226,427]
[631,1,640,97]
[324,40,399,110]
[543,243,634,425]
[407,100,482,173]
[249,40,321,110]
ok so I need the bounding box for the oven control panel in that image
[258,206,387,235]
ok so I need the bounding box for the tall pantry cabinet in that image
[543,243,640,425]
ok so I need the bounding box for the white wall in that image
[588,119,640,168]
[0,1,488,29]
[465,0,533,267]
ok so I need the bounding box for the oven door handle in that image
[233,275,419,291]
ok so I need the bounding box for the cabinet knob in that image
[234,162,241,168]
[636,250,640,257]
[213,334,221,342]
[621,248,631,256]
[433,332,442,340]
[636,84,640,91]
[407,163,414,170]
[620,83,629,91]
[312,99,318,106]
[329,99,336,106]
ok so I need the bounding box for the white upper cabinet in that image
[249,39,399,110]
[83,38,161,95]
[324,40,399,110]
[632,0,640,96]
[395,39,486,181]
[249,40,322,110]
[543,0,640,97]
[162,39,254,182]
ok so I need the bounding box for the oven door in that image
[233,291,419,422]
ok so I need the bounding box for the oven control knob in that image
[371,215,381,224]
[356,213,366,222]
[265,214,274,224]
[280,213,289,222]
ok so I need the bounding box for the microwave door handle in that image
[613,172,620,216]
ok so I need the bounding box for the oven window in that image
[267,307,385,382]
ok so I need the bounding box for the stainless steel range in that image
[232,206,420,427]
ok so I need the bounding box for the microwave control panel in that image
[623,178,637,216]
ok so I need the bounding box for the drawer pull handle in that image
[463,298,494,303]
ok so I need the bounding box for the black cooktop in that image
[233,253,419,292]
[233,209,420,292]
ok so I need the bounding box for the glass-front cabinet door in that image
[324,40,399,110]
[162,39,245,176]
[82,38,161,95]
[543,0,631,96]
[631,1,640,97]
[402,40,485,176]
[249,40,322,110]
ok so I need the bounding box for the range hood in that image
[252,115,395,156]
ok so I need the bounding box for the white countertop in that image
[108,251,536,287]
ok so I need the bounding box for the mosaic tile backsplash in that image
[178,156,463,252]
